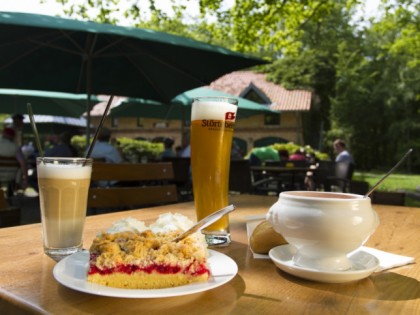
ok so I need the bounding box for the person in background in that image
[10,113,24,147]
[248,146,280,166]
[230,141,244,160]
[0,127,28,194]
[89,128,123,163]
[180,132,191,158]
[333,139,354,164]
[159,137,176,159]
[278,149,290,161]
[21,141,35,159]
[44,132,77,157]
[289,148,307,161]
[175,145,183,157]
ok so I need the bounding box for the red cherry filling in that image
[88,254,209,276]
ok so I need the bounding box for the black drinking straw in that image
[84,95,114,160]
[27,103,44,158]
[365,148,413,197]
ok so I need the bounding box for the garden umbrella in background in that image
[4,114,90,135]
[0,89,100,117]
[0,12,268,141]
[110,87,279,121]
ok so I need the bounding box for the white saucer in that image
[269,245,379,283]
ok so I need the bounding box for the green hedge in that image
[71,136,164,162]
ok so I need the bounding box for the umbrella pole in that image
[86,93,91,149]
[86,47,93,149]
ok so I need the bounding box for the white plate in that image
[269,245,379,283]
[53,250,238,298]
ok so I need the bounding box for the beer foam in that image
[38,162,92,179]
[191,100,237,120]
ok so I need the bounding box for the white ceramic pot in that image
[267,191,379,271]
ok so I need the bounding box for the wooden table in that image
[251,165,313,191]
[0,195,419,314]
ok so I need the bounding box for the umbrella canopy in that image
[0,89,100,117]
[0,12,267,102]
[4,114,89,134]
[110,87,279,120]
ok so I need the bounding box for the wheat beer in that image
[191,97,238,246]
[37,157,92,261]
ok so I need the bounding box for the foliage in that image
[271,142,330,161]
[70,135,164,161]
[70,135,87,156]
[117,137,163,162]
[50,0,420,171]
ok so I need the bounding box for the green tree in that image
[331,1,420,170]
[49,0,420,170]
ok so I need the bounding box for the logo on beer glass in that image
[225,112,236,121]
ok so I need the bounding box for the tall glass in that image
[37,157,92,261]
[190,97,238,246]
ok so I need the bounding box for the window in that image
[264,113,280,126]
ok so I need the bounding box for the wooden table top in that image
[0,194,419,315]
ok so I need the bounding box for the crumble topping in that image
[90,226,207,270]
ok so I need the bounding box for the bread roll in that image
[250,220,288,254]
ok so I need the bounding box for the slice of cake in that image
[87,214,210,289]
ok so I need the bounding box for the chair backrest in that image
[88,162,178,209]
[229,160,254,194]
[162,157,191,185]
[372,191,405,206]
[0,156,19,183]
[265,160,287,167]
[349,180,370,195]
[265,160,308,168]
[335,161,354,180]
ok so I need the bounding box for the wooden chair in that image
[0,192,21,228]
[0,156,20,197]
[88,162,178,212]
[371,191,405,206]
[324,161,355,192]
[349,180,370,195]
[162,157,192,201]
[229,160,282,195]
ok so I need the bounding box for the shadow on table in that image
[275,268,420,301]
[56,274,246,315]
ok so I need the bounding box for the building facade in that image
[91,71,312,154]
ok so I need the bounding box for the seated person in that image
[289,149,307,161]
[45,132,77,157]
[278,149,289,161]
[0,127,28,195]
[89,128,123,164]
[159,137,176,159]
[88,128,123,187]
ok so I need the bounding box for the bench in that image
[88,162,178,212]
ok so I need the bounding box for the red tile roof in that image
[209,71,312,111]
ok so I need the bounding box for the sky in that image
[0,0,381,23]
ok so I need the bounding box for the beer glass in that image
[37,157,92,261]
[190,97,238,246]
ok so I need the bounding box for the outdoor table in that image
[250,165,314,190]
[0,194,419,314]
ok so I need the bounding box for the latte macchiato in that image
[37,157,92,261]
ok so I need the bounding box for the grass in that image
[353,171,420,207]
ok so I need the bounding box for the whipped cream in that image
[149,213,194,234]
[106,217,147,234]
[106,213,193,234]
